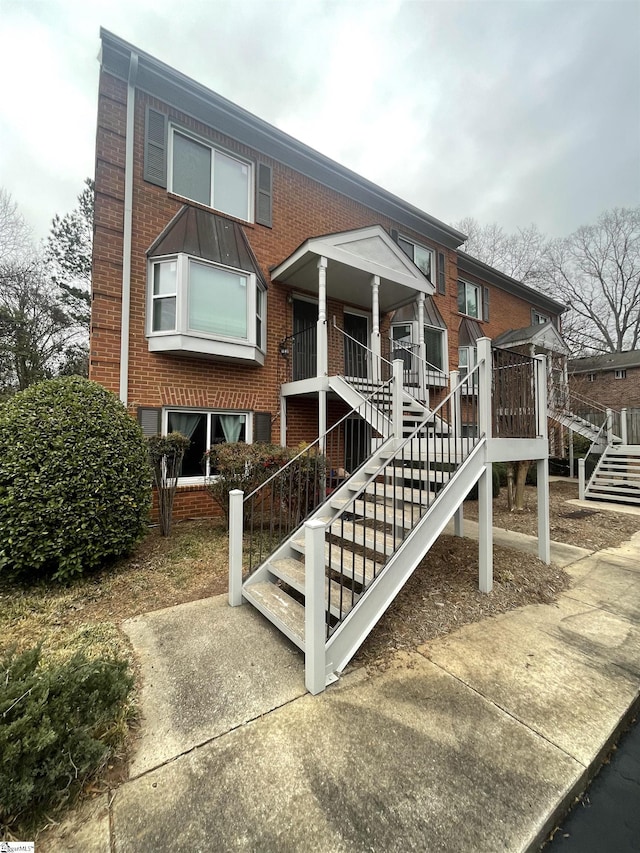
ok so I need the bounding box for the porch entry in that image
[343,312,369,379]
[292,298,317,381]
[344,415,372,474]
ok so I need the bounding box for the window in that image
[170,128,252,221]
[458,346,477,382]
[397,236,434,280]
[424,325,444,371]
[458,280,481,319]
[588,373,596,382]
[615,369,627,380]
[165,409,249,481]
[532,311,548,325]
[149,255,265,351]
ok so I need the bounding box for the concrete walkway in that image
[45,522,640,852]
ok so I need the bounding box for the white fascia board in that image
[486,438,548,462]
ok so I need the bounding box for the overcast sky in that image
[1,0,639,245]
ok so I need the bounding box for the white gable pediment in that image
[331,235,411,275]
[532,322,570,355]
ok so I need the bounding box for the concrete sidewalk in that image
[46,524,640,853]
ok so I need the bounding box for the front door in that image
[292,299,317,380]
[344,312,369,379]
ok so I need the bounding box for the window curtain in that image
[168,412,200,440]
[219,414,244,444]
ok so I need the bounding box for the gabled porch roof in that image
[494,321,569,356]
[271,225,435,313]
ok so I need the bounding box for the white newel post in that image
[476,338,493,593]
[578,458,586,500]
[449,369,463,537]
[228,489,244,606]
[621,408,628,445]
[392,359,404,440]
[606,408,613,446]
[371,275,381,381]
[317,256,328,378]
[305,519,326,695]
[535,354,551,565]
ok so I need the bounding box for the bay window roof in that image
[147,204,266,286]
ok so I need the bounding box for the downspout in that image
[119,51,138,405]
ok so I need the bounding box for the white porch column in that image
[392,359,404,440]
[319,390,327,454]
[317,256,328,377]
[622,408,628,445]
[606,408,613,446]
[371,275,381,381]
[417,293,426,401]
[280,396,287,447]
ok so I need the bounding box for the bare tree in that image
[544,207,640,354]
[455,216,547,285]
[0,188,32,265]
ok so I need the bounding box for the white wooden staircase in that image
[584,445,640,505]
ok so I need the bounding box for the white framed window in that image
[588,373,596,382]
[164,409,251,483]
[615,369,627,380]
[148,254,265,351]
[532,311,548,325]
[458,346,477,382]
[398,236,434,280]
[458,279,481,319]
[169,127,253,221]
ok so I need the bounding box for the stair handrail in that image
[243,375,394,503]
[385,337,447,379]
[322,360,483,532]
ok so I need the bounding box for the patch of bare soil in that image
[464,479,640,552]
[355,534,570,669]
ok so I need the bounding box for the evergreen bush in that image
[0,645,133,830]
[0,377,151,581]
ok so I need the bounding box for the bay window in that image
[170,128,252,221]
[458,346,478,389]
[148,254,266,363]
[424,325,444,372]
[398,236,434,280]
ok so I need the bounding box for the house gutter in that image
[119,50,138,405]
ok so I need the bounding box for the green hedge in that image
[0,377,151,582]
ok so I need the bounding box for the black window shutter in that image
[255,163,273,227]
[531,307,537,325]
[437,251,446,295]
[137,407,162,436]
[144,106,167,188]
[390,228,399,243]
[254,412,272,443]
[483,287,490,322]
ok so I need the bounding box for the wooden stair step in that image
[366,464,453,484]
[242,581,305,649]
[349,482,435,506]
[330,497,423,528]
[268,557,360,618]
[290,538,383,583]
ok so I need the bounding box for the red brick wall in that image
[92,67,561,518]
[570,367,640,411]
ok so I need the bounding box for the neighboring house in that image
[92,30,566,522]
[569,350,640,411]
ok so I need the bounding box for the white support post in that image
[606,408,613,446]
[453,505,464,538]
[477,338,492,439]
[537,459,551,564]
[280,395,287,447]
[392,359,404,440]
[305,519,326,695]
[578,458,586,500]
[417,293,426,402]
[318,390,327,454]
[317,257,328,377]
[450,369,461,455]
[535,354,551,564]
[568,428,574,478]
[621,408,628,445]
[228,489,244,607]
[371,275,381,382]
[478,467,493,592]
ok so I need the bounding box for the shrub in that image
[0,377,151,582]
[205,442,327,527]
[148,432,191,537]
[0,645,133,831]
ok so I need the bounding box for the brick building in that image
[569,351,640,411]
[91,30,566,519]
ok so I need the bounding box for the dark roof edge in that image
[569,351,640,372]
[99,28,466,251]
[457,251,567,315]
